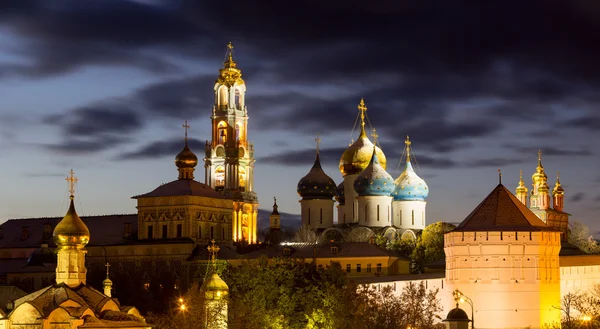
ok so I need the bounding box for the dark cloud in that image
[466,157,527,168]
[116,138,204,160]
[41,136,127,154]
[259,148,345,167]
[566,116,600,131]
[44,104,142,137]
[569,192,586,203]
[24,172,66,178]
[514,146,593,157]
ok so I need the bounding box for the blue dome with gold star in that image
[354,149,395,196]
[392,137,428,201]
[297,153,336,200]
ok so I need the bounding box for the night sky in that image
[1,1,599,235]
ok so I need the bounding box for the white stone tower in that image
[444,184,561,328]
[203,42,258,243]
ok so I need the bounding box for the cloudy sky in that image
[1,0,599,234]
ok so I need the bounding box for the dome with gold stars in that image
[298,153,337,200]
[393,137,429,201]
[354,149,395,196]
[339,99,386,177]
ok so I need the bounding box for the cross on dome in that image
[105,262,111,277]
[357,98,367,128]
[405,136,412,162]
[208,239,220,265]
[182,120,190,141]
[65,169,78,198]
[315,133,321,153]
[371,129,379,144]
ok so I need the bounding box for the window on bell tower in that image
[235,124,240,141]
[234,89,241,109]
[217,121,227,144]
[218,86,228,108]
[215,166,225,188]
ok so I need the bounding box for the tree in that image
[293,225,318,243]
[568,221,600,254]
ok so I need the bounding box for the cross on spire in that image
[405,136,412,162]
[357,98,367,128]
[371,129,379,144]
[207,239,220,266]
[182,120,190,141]
[105,262,111,277]
[315,133,321,154]
[519,169,523,181]
[66,169,78,198]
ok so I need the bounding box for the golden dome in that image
[339,128,386,176]
[553,171,565,196]
[515,170,528,195]
[175,142,198,169]
[531,150,547,186]
[204,273,229,291]
[53,196,90,248]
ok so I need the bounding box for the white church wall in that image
[392,200,426,230]
[356,195,392,227]
[300,199,334,229]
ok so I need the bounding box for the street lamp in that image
[453,289,474,329]
[582,315,591,328]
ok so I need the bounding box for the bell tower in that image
[204,43,258,243]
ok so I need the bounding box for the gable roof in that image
[453,184,554,232]
[132,179,224,199]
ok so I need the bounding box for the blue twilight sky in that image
[1,0,600,234]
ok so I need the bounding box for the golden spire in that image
[182,120,190,142]
[553,171,565,195]
[315,133,321,154]
[54,169,90,248]
[516,169,528,193]
[105,262,111,278]
[223,41,237,68]
[357,98,367,138]
[405,136,412,163]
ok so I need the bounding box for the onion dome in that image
[531,150,548,187]
[354,148,395,196]
[204,273,229,292]
[298,153,336,199]
[553,171,565,196]
[176,121,198,180]
[444,305,470,322]
[515,170,528,195]
[53,171,90,248]
[339,99,386,177]
[335,182,345,205]
[393,137,429,201]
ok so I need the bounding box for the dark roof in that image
[0,214,138,248]
[453,184,553,232]
[445,307,470,321]
[132,179,224,199]
[0,286,27,313]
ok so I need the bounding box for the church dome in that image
[297,153,336,200]
[339,129,386,177]
[53,196,90,248]
[175,142,198,169]
[444,306,470,322]
[353,150,394,196]
[204,273,229,291]
[553,172,565,196]
[393,161,429,201]
[393,137,429,201]
[335,182,345,205]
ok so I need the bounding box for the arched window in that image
[234,89,241,108]
[217,121,227,144]
[218,86,228,108]
[215,166,225,187]
[235,124,240,141]
[238,167,246,190]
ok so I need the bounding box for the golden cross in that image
[105,262,111,276]
[207,239,220,264]
[182,120,190,141]
[556,171,560,181]
[538,149,542,161]
[405,136,411,162]
[65,169,78,197]
[357,98,367,126]
[371,129,378,144]
[519,169,523,181]
[227,42,233,50]
[315,133,321,153]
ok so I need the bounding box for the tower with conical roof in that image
[103,263,113,297]
[552,171,565,212]
[269,197,281,230]
[445,183,561,328]
[53,169,90,287]
[338,99,386,224]
[353,147,394,227]
[297,134,336,229]
[204,42,258,243]
[392,136,429,230]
